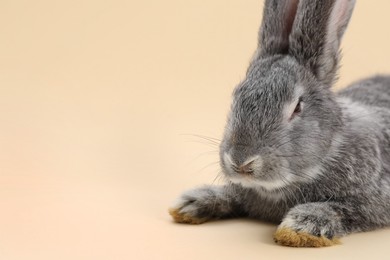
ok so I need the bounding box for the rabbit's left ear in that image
[289,0,356,86]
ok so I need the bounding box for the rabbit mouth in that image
[222,152,293,191]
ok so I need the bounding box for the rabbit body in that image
[169,0,390,247]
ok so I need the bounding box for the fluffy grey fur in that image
[171,0,390,245]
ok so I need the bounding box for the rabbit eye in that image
[294,100,302,114]
[290,98,302,120]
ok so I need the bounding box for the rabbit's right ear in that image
[289,0,356,86]
[258,0,300,56]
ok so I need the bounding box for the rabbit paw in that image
[274,204,342,247]
[169,186,227,224]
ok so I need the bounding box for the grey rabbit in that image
[169,0,390,247]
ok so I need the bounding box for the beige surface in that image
[1,0,390,259]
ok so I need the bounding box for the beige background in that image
[1,0,390,259]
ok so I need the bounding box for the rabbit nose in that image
[223,153,261,175]
[238,161,254,175]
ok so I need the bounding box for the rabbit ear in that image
[258,0,300,56]
[289,0,356,86]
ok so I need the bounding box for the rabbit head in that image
[220,0,356,191]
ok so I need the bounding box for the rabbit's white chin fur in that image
[228,176,290,191]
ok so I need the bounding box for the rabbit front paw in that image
[169,186,229,224]
[274,203,342,247]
